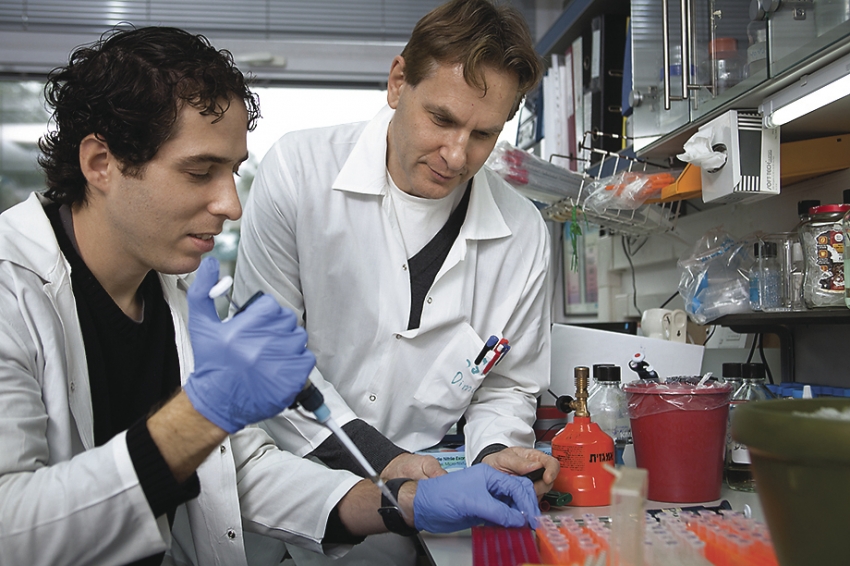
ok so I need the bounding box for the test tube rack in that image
[534,509,779,566]
[472,525,541,566]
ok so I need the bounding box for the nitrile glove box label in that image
[416,448,466,472]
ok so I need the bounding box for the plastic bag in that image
[583,171,675,213]
[677,228,753,325]
[485,141,584,202]
[624,378,733,419]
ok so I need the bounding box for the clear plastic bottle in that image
[722,362,743,476]
[586,365,632,465]
[721,362,743,390]
[749,241,783,311]
[589,363,614,398]
[725,363,776,492]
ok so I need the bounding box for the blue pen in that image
[475,335,499,365]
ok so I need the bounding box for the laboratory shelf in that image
[714,308,850,385]
[715,308,850,327]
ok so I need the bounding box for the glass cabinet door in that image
[630,0,771,144]
[690,0,769,119]
[630,0,691,148]
[765,0,850,77]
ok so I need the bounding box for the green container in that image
[732,398,850,566]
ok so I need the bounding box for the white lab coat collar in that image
[332,105,511,242]
[0,192,65,279]
[0,193,194,451]
[332,106,391,196]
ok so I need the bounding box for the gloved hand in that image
[412,464,539,533]
[184,257,315,433]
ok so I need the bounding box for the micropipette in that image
[208,278,407,518]
[290,380,406,517]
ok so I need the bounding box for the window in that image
[0,82,519,216]
[0,81,50,211]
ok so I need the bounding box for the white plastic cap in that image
[208,275,234,300]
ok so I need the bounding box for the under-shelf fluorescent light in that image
[760,51,850,128]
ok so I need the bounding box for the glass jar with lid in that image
[845,203,850,309]
[800,203,849,308]
[709,37,742,93]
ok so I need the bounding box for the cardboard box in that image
[548,324,705,402]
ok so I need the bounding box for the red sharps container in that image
[624,378,733,503]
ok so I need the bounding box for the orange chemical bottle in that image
[551,366,615,506]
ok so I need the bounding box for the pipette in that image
[208,278,407,519]
[289,379,406,516]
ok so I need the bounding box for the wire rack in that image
[487,135,684,237]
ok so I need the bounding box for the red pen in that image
[482,338,509,374]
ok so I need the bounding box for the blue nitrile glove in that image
[183,257,315,433]
[412,464,540,533]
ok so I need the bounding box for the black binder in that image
[586,14,627,161]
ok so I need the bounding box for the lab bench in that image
[418,486,763,566]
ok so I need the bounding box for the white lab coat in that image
[0,193,362,566]
[234,105,551,464]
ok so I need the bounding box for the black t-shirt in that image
[46,203,197,566]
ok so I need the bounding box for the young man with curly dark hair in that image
[0,26,540,566]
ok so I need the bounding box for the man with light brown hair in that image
[234,1,559,562]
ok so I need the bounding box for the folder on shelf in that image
[585,14,628,162]
[542,54,559,160]
[571,36,586,171]
[621,18,634,119]
[589,15,626,95]
[563,47,577,170]
[542,53,578,170]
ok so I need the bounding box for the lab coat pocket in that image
[412,324,486,411]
